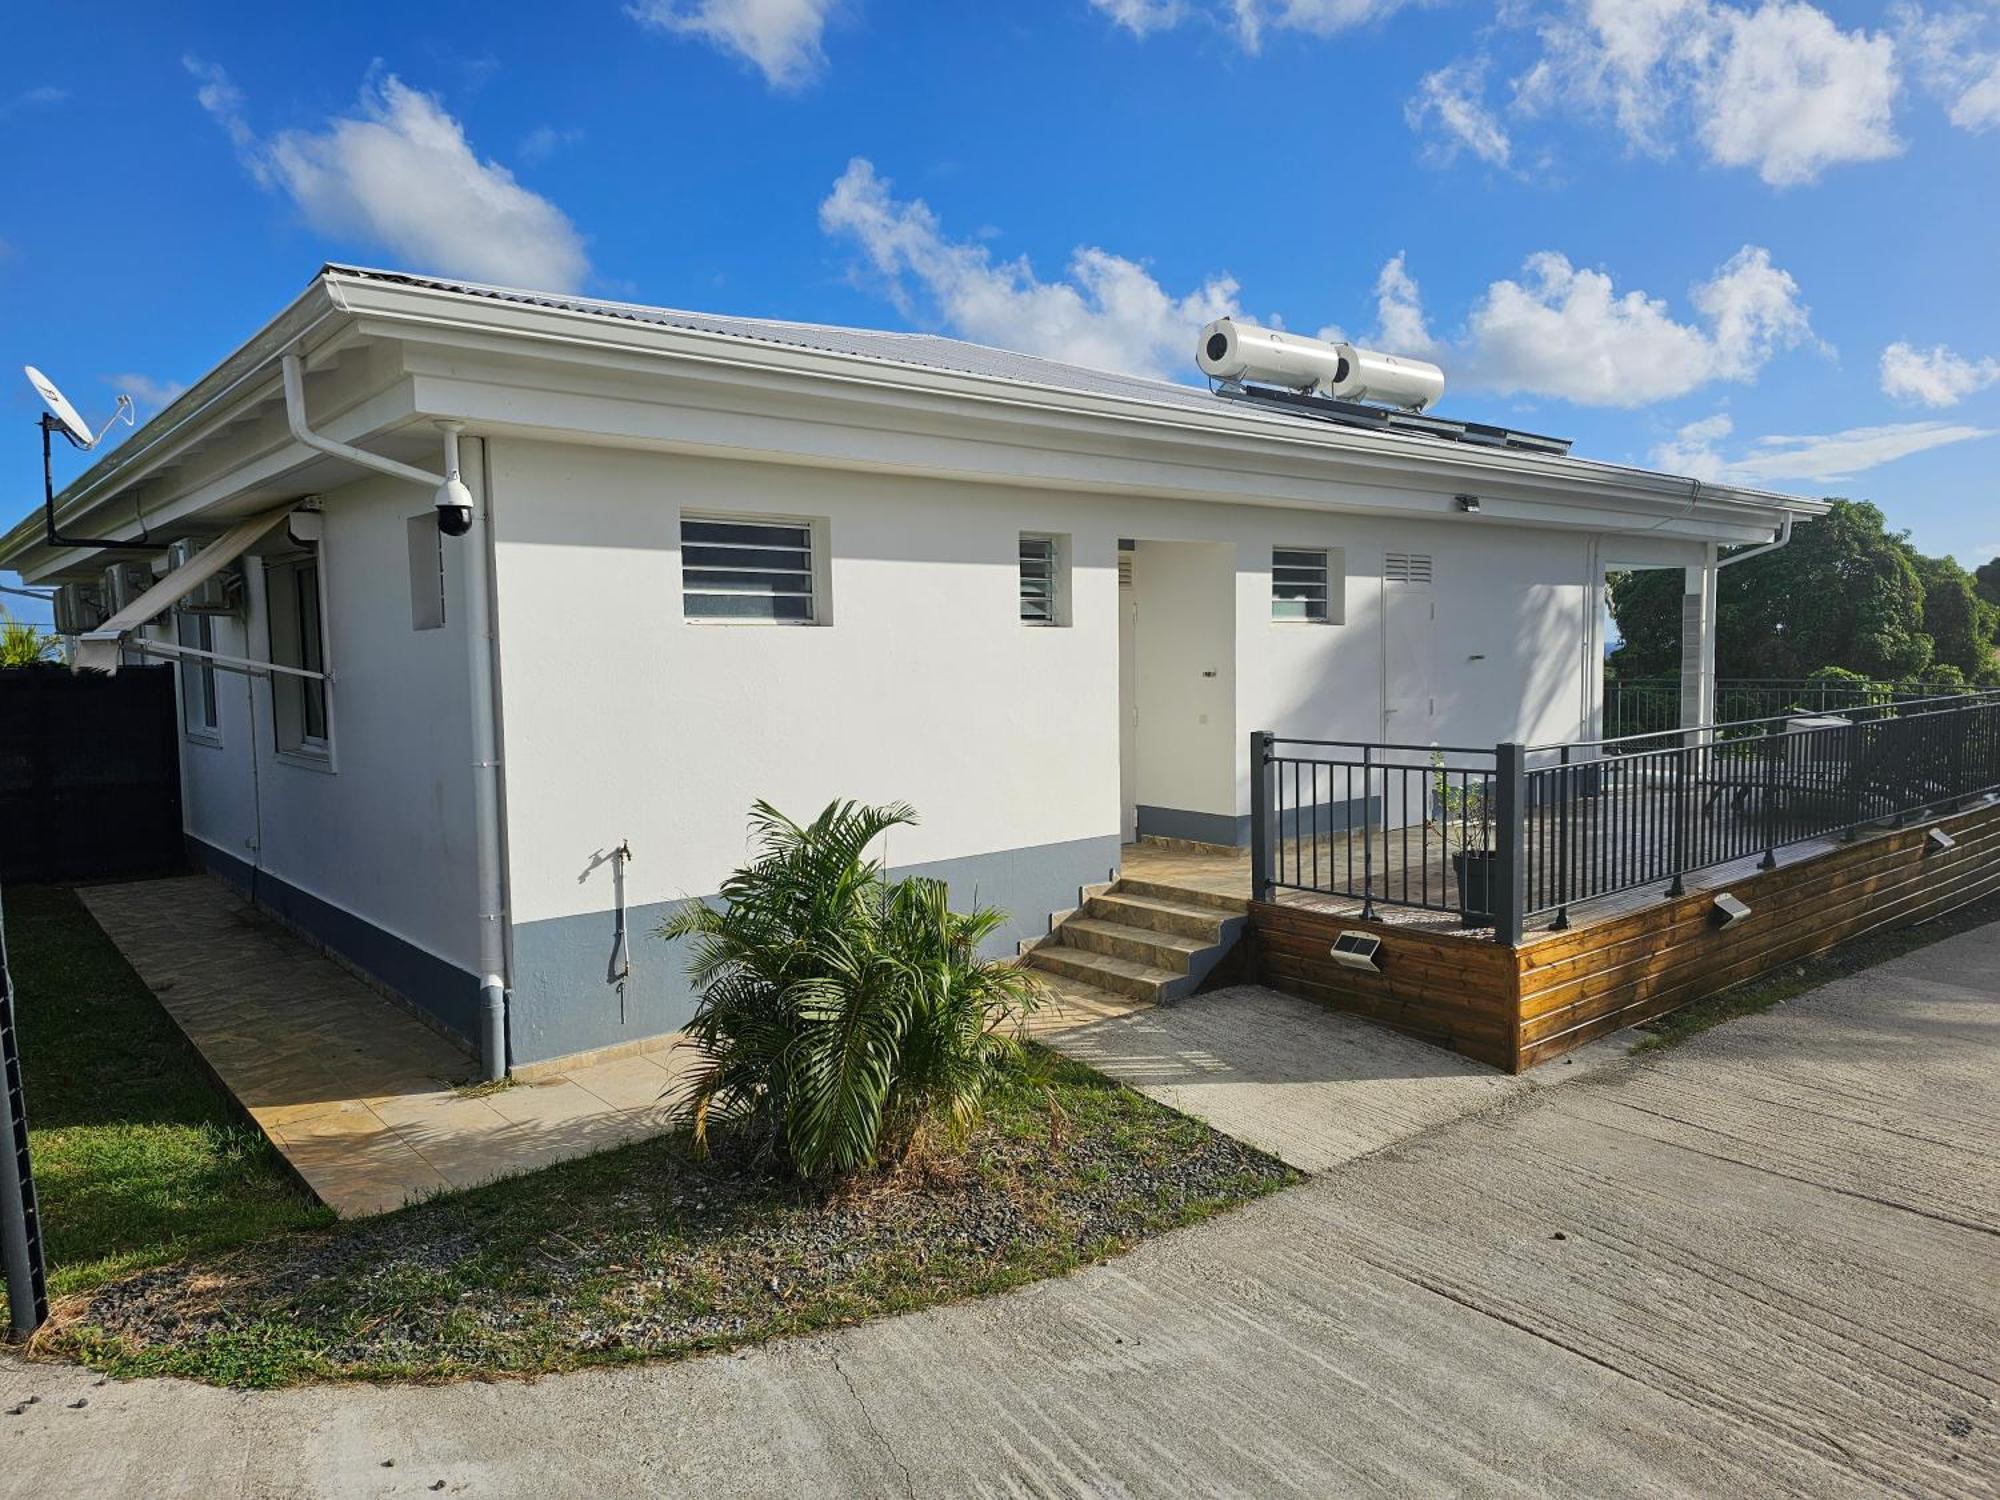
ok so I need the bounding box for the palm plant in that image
[0,605,58,667]
[661,799,1044,1178]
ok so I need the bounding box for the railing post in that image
[1551,743,1573,930]
[1360,743,1376,921]
[1250,730,1274,905]
[1667,737,1690,897]
[1494,742,1526,946]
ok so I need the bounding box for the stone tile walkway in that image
[78,876,692,1217]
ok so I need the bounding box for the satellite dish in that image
[24,365,96,447]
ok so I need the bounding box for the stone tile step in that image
[1055,916,1208,973]
[1086,891,1242,942]
[1025,942,1184,1002]
[1113,876,1252,915]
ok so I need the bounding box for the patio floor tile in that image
[77,875,690,1217]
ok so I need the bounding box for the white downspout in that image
[280,353,442,491]
[443,424,510,1081]
[1717,510,1794,569]
[280,352,511,1080]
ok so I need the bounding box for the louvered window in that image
[682,515,816,622]
[1020,534,1064,625]
[1385,551,1434,584]
[1272,547,1332,622]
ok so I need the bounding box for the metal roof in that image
[327,263,1249,414]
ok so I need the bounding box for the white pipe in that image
[1717,510,1794,567]
[280,351,442,490]
[279,355,511,1080]
[451,424,510,1081]
[128,637,330,681]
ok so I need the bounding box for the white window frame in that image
[1019,532,1070,627]
[1272,545,1343,625]
[264,551,335,769]
[679,511,828,626]
[176,609,222,746]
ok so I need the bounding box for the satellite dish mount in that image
[22,365,150,552]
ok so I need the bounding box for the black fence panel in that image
[0,666,184,883]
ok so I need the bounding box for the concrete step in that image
[1058,916,1207,974]
[1025,942,1186,1003]
[1087,890,1244,943]
[1113,876,1252,915]
[1022,973,1151,1037]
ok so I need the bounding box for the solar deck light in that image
[1712,892,1752,928]
[1328,930,1383,971]
[1928,827,1957,853]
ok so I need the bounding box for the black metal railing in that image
[1605,677,1976,743]
[1252,690,2000,943]
[1252,736,1499,920]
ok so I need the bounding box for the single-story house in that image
[1,265,1823,1078]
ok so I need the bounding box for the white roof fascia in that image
[331,275,1821,530]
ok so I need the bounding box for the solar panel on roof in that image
[1214,383,1572,456]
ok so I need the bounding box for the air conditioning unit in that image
[166,537,245,616]
[101,559,153,614]
[52,581,105,636]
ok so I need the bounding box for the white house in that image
[1,265,1823,1079]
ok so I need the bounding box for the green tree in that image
[1909,553,1999,682]
[1975,557,2000,613]
[1608,499,1936,680]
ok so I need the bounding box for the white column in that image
[1679,543,1718,731]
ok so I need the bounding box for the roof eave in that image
[0,272,348,572]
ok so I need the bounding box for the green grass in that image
[7,883,1294,1388]
[5,885,333,1297]
[1631,888,2000,1054]
[52,1047,1296,1388]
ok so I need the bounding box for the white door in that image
[1382,550,1436,742]
[1117,552,1138,843]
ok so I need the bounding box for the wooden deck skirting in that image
[1248,798,2000,1073]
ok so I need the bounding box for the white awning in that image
[74,507,294,674]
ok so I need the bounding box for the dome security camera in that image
[436,473,473,537]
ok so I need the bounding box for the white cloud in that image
[1089,0,1413,48]
[518,124,583,164]
[1364,246,1816,407]
[1406,62,1513,167]
[819,158,1240,382]
[630,0,837,88]
[1696,3,1902,184]
[1881,341,2000,407]
[1899,5,2000,131]
[1,85,67,116]
[1090,0,1188,34]
[1511,0,1901,185]
[106,373,188,413]
[187,60,589,291]
[1652,412,1994,484]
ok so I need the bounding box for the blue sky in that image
[4,0,1997,624]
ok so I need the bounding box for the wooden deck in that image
[1125,797,2000,1072]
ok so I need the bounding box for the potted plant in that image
[1430,749,1496,923]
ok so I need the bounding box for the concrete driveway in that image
[4,924,1996,1498]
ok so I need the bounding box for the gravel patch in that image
[49,1056,1297,1386]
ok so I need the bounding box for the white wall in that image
[173,461,482,1029]
[490,441,1119,929]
